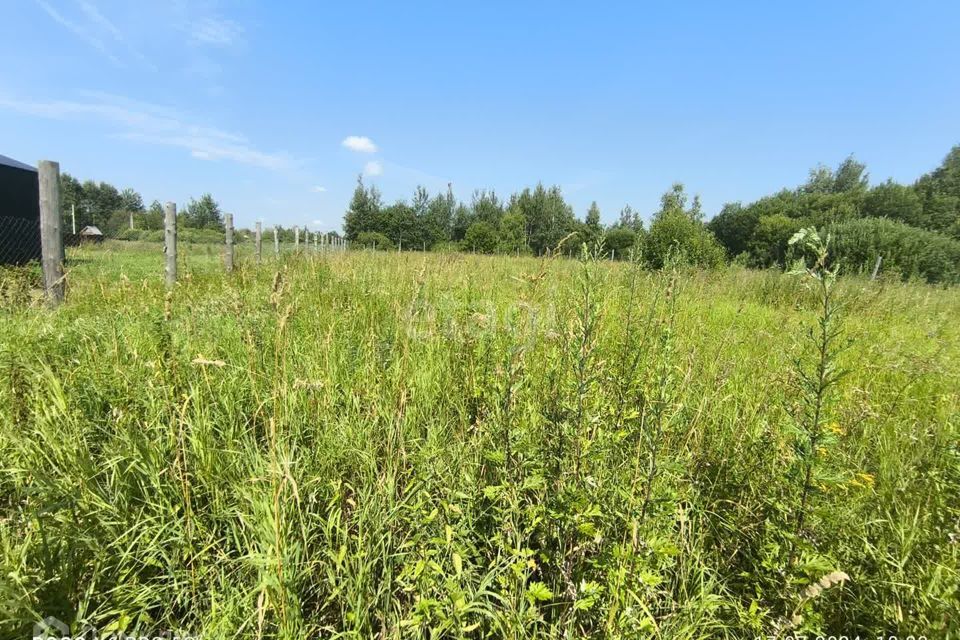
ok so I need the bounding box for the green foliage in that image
[646,184,725,268]
[355,231,394,250]
[749,214,806,267]
[709,147,960,276]
[497,211,529,254]
[181,193,224,231]
[708,202,759,258]
[462,221,498,253]
[603,227,637,259]
[343,176,383,241]
[829,217,960,283]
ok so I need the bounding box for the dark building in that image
[0,154,41,265]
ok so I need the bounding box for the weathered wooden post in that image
[38,160,64,305]
[871,255,883,281]
[129,210,134,230]
[294,226,300,251]
[164,202,177,288]
[255,221,262,264]
[224,212,234,272]
[274,225,280,257]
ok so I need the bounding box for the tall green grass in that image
[1,245,958,638]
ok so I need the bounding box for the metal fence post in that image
[38,160,64,305]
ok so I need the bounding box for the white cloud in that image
[363,160,383,177]
[342,135,378,153]
[311,185,327,193]
[190,17,244,46]
[34,0,122,65]
[0,91,295,171]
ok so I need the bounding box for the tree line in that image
[344,145,960,283]
[58,172,230,237]
[55,175,333,243]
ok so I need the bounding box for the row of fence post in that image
[36,159,349,306]
[156,212,346,292]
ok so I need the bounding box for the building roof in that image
[0,154,37,172]
[80,225,104,236]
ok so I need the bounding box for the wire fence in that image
[56,218,348,285]
[1,160,350,307]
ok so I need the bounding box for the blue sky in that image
[1,1,958,231]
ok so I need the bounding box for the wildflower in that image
[848,472,875,489]
[826,422,845,436]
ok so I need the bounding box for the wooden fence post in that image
[164,202,177,288]
[224,212,234,272]
[255,221,262,264]
[38,160,64,305]
[871,255,883,281]
[274,226,280,257]
[294,226,300,251]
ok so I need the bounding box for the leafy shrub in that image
[603,227,639,259]
[646,209,725,269]
[356,231,395,251]
[462,221,498,254]
[828,217,960,283]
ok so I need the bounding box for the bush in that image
[646,209,725,269]
[461,222,498,254]
[603,227,639,260]
[828,217,960,283]
[749,214,806,267]
[356,231,395,251]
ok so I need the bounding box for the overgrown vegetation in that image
[1,242,957,638]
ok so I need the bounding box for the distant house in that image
[79,225,104,244]
[0,154,41,264]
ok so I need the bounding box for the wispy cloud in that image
[189,16,244,46]
[311,186,327,193]
[34,0,123,65]
[342,136,378,153]
[363,160,383,177]
[0,91,295,171]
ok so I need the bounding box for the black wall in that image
[0,163,41,264]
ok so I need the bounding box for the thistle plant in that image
[786,228,848,554]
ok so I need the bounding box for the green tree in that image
[498,210,528,254]
[582,201,603,248]
[617,204,642,231]
[509,184,576,255]
[119,188,144,213]
[749,214,805,267]
[424,184,456,245]
[863,181,923,227]
[343,176,382,240]
[645,183,724,269]
[832,155,869,193]
[462,221,498,254]
[604,227,637,259]
[707,202,760,258]
[143,200,165,230]
[356,231,395,250]
[182,193,223,230]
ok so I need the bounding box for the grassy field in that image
[1,243,958,638]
